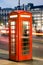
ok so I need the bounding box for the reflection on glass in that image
[11,42,14,46]
[11,39,15,42]
[11,22,15,25]
[27,26,29,29]
[11,42,15,54]
[11,30,15,33]
[22,51,29,55]
[22,21,30,55]
[23,21,30,36]
[23,42,29,46]
[11,26,15,29]
[11,34,15,38]
[23,21,29,25]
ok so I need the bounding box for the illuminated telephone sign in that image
[9,10,32,61]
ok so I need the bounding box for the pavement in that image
[0,35,43,65]
[0,58,43,65]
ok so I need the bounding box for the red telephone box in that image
[9,10,32,61]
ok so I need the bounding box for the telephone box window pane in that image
[22,21,30,55]
[11,34,15,38]
[11,26,15,29]
[11,36,15,39]
[23,42,29,46]
[23,51,29,55]
[11,30,15,33]
[11,35,15,38]
[11,38,15,54]
[11,42,15,54]
[23,22,29,25]
[11,34,15,39]
[27,26,29,29]
[11,39,15,42]
[11,22,15,25]
[23,21,30,36]
[23,47,29,50]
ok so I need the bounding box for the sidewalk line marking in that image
[33,57,43,61]
[33,45,39,48]
[33,45,43,48]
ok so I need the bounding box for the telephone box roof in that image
[9,10,32,15]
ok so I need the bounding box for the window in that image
[11,22,15,25]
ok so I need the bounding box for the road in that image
[33,35,43,59]
[0,35,43,65]
[0,35,9,59]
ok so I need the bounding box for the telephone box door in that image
[19,18,32,61]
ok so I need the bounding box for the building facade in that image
[31,5,43,32]
[0,8,14,25]
[0,3,43,33]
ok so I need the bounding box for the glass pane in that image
[11,30,15,33]
[22,51,29,55]
[11,39,15,42]
[23,21,30,36]
[11,21,15,25]
[23,22,28,25]
[11,26,15,29]
[23,42,29,46]
[27,26,29,29]
[11,34,15,39]
[11,42,15,54]
[23,47,29,50]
